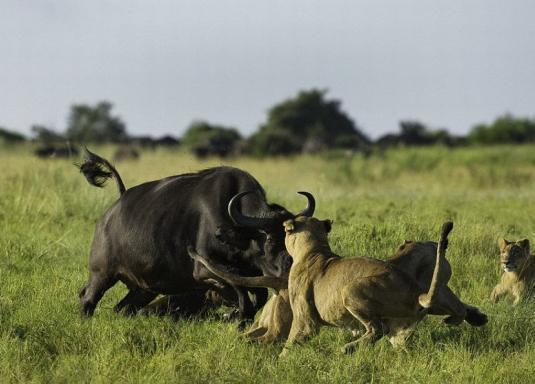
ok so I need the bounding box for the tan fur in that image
[193,228,487,344]
[280,217,452,357]
[491,238,535,305]
[390,241,485,326]
[244,290,292,343]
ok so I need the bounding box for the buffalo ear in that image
[517,239,530,254]
[322,219,332,233]
[283,219,295,233]
[498,238,510,252]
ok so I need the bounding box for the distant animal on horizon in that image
[35,144,79,159]
[113,146,140,162]
[491,238,535,305]
[77,148,316,324]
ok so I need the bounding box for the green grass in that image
[1,144,534,383]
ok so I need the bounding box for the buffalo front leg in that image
[249,287,268,312]
[192,257,257,325]
[234,286,257,329]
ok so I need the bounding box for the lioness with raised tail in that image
[280,217,453,356]
[491,238,535,305]
[190,225,487,345]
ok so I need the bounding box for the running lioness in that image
[280,217,453,356]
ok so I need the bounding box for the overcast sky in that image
[1,0,534,139]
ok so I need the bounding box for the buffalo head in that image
[227,190,315,278]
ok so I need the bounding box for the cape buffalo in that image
[77,149,315,322]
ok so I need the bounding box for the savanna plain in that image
[1,145,534,383]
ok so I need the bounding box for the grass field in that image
[1,145,534,383]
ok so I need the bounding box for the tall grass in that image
[1,145,534,383]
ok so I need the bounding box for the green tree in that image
[250,89,369,155]
[31,125,64,144]
[468,114,535,144]
[182,120,242,157]
[66,101,127,143]
[0,127,26,143]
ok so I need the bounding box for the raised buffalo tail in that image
[188,247,287,292]
[77,147,126,195]
[418,221,454,309]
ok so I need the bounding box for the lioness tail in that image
[418,221,454,308]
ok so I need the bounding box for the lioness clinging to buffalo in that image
[491,238,535,305]
[280,217,454,356]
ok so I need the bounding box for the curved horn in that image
[296,191,316,217]
[228,191,278,228]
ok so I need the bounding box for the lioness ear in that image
[517,239,530,254]
[322,219,332,233]
[498,238,510,251]
[283,219,295,233]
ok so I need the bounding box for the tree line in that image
[1,89,535,157]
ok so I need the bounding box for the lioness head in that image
[498,238,530,272]
[283,216,332,261]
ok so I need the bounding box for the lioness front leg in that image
[511,283,525,306]
[490,284,508,303]
[279,298,319,357]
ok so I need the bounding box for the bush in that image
[31,125,65,144]
[0,127,26,143]
[468,114,535,144]
[246,129,302,156]
[182,121,242,157]
[66,101,127,143]
[249,89,369,155]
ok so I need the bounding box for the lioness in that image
[188,247,291,343]
[491,238,535,305]
[281,217,453,356]
[190,230,486,344]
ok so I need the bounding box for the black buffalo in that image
[78,149,315,321]
[35,144,79,158]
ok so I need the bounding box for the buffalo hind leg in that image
[114,288,157,316]
[79,274,117,317]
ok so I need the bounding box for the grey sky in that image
[1,0,534,139]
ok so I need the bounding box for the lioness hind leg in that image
[432,287,467,326]
[386,320,416,348]
[464,305,488,326]
[341,306,385,354]
[245,324,268,340]
[256,330,283,344]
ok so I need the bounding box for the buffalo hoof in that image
[237,318,254,332]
